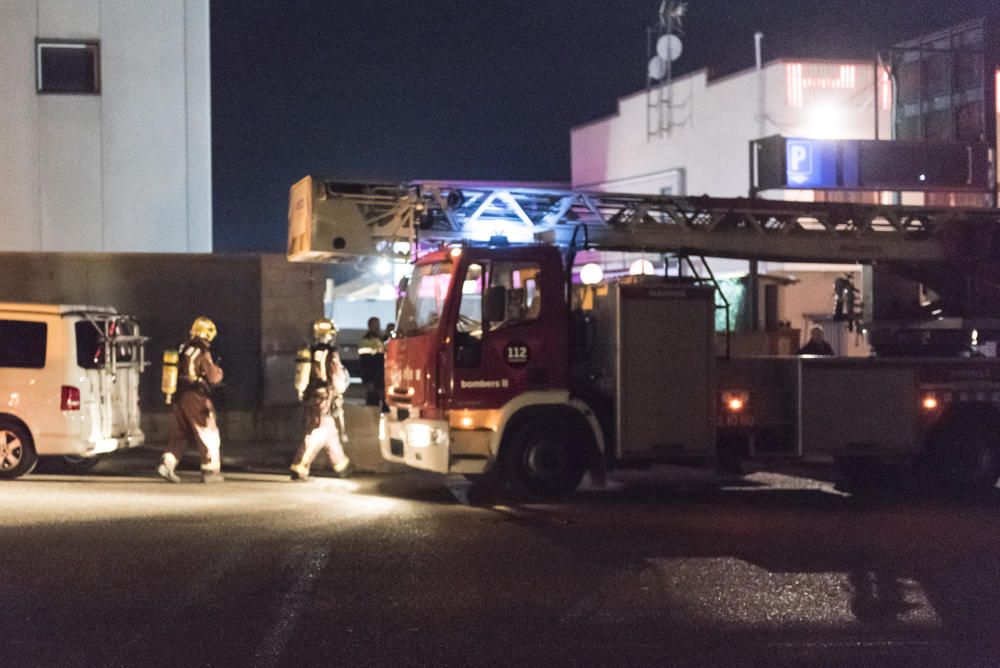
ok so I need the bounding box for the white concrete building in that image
[571,59,894,355]
[572,59,891,199]
[0,0,212,253]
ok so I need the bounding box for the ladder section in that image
[288,176,998,264]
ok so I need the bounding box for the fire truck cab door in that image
[449,253,566,410]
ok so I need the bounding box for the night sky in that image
[211,0,994,252]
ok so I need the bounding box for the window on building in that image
[0,320,47,368]
[36,40,100,94]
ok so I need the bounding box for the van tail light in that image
[61,386,81,411]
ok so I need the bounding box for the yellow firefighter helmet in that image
[190,316,217,342]
[313,318,337,341]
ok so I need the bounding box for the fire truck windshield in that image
[396,261,454,337]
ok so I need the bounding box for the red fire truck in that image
[289,176,1000,497]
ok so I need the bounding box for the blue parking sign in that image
[785,138,838,188]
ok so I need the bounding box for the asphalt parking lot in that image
[2,455,1000,666]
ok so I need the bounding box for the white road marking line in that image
[253,546,330,667]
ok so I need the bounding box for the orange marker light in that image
[722,391,749,413]
[460,416,474,428]
[922,395,939,411]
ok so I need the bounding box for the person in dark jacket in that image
[799,326,835,356]
[358,316,385,407]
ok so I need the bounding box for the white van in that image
[0,303,147,478]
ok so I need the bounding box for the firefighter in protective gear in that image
[290,318,352,481]
[156,316,225,483]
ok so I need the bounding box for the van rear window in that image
[0,320,47,368]
[75,320,134,369]
[76,322,103,369]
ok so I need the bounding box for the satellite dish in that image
[656,34,683,62]
[647,55,668,80]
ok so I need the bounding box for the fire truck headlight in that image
[407,423,446,448]
[722,391,749,413]
[408,424,433,448]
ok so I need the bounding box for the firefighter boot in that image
[156,453,181,483]
[201,468,224,484]
[333,458,354,479]
[290,462,311,482]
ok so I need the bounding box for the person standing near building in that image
[358,316,385,407]
[157,317,225,483]
[799,326,836,356]
[290,319,353,481]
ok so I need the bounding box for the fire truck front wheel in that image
[501,417,586,499]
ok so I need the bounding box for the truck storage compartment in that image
[799,359,918,455]
[611,281,716,459]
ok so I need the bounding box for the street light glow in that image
[580,263,604,285]
[629,259,655,276]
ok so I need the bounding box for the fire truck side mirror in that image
[483,286,507,325]
[396,276,409,316]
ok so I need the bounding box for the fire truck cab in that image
[380,244,599,496]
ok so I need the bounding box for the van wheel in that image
[502,418,585,499]
[0,419,38,479]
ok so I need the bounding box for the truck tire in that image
[502,418,586,499]
[715,435,747,475]
[42,455,104,473]
[835,457,894,494]
[923,413,1000,498]
[0,418,39,480]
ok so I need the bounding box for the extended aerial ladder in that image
[289,175,1000,356]
[288,175,1000,266]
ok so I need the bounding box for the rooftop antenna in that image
[646,1,686,139]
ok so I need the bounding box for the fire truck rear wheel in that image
[502,418,586,499]
[0,417,39,480]
[923,412,1000,498]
